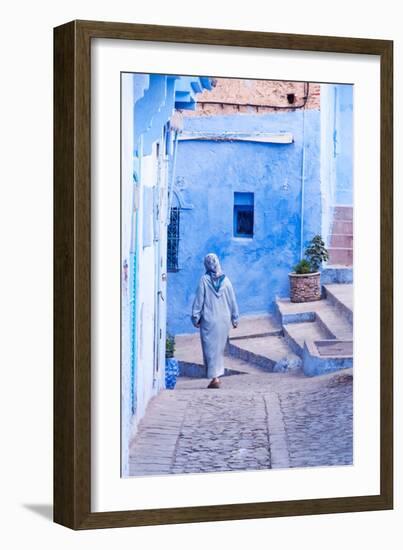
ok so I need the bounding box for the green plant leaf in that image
[294,258,312,274]
[304,234,329,272]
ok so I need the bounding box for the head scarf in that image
[204,253,225,292]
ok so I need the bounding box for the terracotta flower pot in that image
[289,271,321,303]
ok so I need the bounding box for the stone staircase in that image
[174,284,353,378]
[275,283,353,376]
[175,315,297,377]
[327,205,353,267]
[226,315,299,371]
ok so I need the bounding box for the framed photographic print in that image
[54,20,393,529]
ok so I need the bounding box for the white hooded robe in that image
[191,273,239,378]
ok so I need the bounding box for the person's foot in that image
[207,378,221,389]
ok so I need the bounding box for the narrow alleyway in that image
[129,358,353,476]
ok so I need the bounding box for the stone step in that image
[323,284,353,325]
[174,333,205,377]
[303,340,353,376]
[275,285,353,377]
[275,292,353,341]
[229,314,281,340]
[283,321,330,357]
[175,321,286,377]
[328,247,353,266]
[275,298,317,325]
[227,334,299,371]
[332,220,353,234]
[175,333,202,362]
[330,233,353,247]
[315,303,353,340]
[333,205,353,221]
[321,266,353,284]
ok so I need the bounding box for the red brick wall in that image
[183,78,320,117]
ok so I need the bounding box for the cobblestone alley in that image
[129,357,353,476]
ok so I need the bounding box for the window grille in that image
[167,207,180,272]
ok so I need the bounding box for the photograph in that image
[0,0,396,540]
[120,73,354,478]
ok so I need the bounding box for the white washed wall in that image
[136,150,157,422]
[320,84,337,246]
[121,74,135,476]
[131,140,169,435]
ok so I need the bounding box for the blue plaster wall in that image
[320,83,353,244]
[334,85,353,205]
[167,110,322,335]
[132,74,212,158]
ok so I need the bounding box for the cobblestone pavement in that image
[129,358,353,476]
[280,376,353,468]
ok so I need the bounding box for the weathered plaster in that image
[320,84,353,244]
[167,109,322,335]
[184,79,321,117]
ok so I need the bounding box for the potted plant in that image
[289,235,329,303]
[165,334,180,389]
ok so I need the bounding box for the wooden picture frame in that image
[54,20,393,530]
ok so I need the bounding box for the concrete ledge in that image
[179,131,294,144]
[282,321,330,357]
[302,340,353,377]
[274,298,316,325]
[321,266,353,284]
[227,341,275,371]
[178,361,207,378]
[282,324,304,357]
[178,360,247,379]
[323,284,353,325]
[229,314,282,340]
[314,312,338,339]
[333,205,353,221]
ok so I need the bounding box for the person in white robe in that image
[191,253,239,388]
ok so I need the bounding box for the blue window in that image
[233,192,254,238]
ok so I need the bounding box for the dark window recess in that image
[234,192,254,238]
[167,207,180,272]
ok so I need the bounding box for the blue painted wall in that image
[167,109,322,334]
[334,85,353,205]
[320,83,353,244]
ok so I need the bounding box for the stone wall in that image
[183,78,320,117]
[289,273,321,303]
